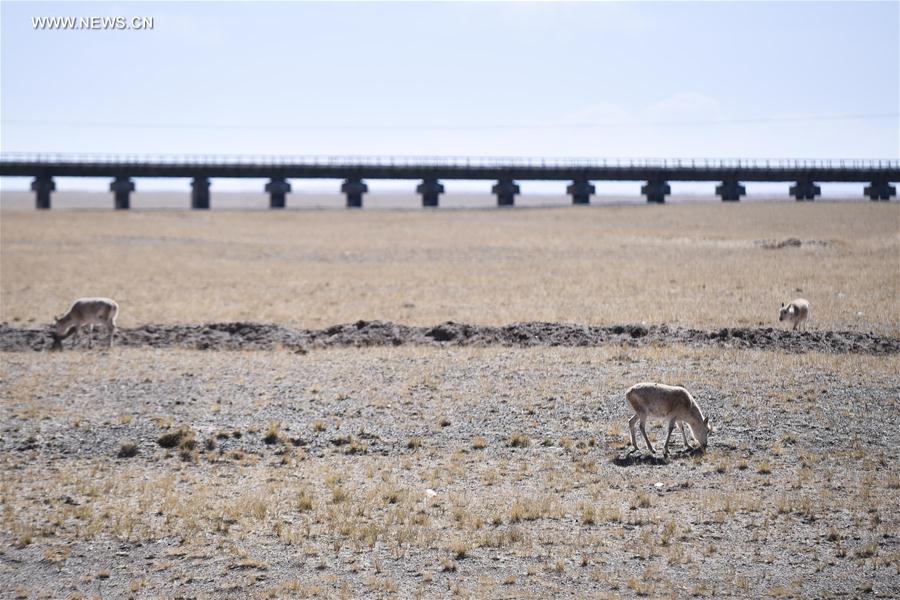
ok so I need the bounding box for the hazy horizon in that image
[2,2,897,194]
[4,3,896,152]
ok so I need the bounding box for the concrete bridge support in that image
[110,176,135,209]
[567,179,595,204]
[191,176,211,209]
[789,180,820,201]
[342,177,368,208]
[716,180,746,202]
[265,177,292,208]
[641,179,670,203]
[416,178,445,207]
[864,180,896,201]
[492,178,520,206]
[31,175,55,209]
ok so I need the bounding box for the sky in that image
[1,1,898,193]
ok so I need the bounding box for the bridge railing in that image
[1,152,898,171]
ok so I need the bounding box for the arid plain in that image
[2,198,898,331]
[1,198,898,598]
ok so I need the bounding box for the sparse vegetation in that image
[3,204,896,330]
[157,426,195,451]
[631,493,652,510]
[450,539,469,560]
[345,438,367,455]
[508,433,530,448]
[1,204,898,596]
[263,422,282,445]
[2,344,897,595]
[117,440,138,458]
[297,488,314,512]
[580,503,596,525]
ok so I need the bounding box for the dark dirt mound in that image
[1,321,898,354]
[756,238,831,249]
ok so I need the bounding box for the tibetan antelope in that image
[50,298,119,350]
[626,382,710,456]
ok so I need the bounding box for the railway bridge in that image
[1,153,897,209]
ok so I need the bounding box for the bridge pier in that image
[716,180,746,202]
[342,177,368,208]
[110,176,135,209]
[416,178,444,207]
[191,176,211,209]
[789,179,820,201]
[567,179,595,204]
[492,178,520,206]
[864,180,896,201]
[641,179,670,204]
[265,177,291,208]
[31,175,55,209]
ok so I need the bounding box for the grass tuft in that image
[263,422,282,445]
[117,440,138,458]
[508,433,530,448]
[157,426,196,453]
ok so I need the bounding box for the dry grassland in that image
[1,202,899,598]
[2,202,898,332]
[1,346,898,598]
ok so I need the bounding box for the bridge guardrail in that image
[1,152,898,171]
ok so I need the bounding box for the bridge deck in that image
[2,154,898,182]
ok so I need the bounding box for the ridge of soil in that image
[2,320,898,354]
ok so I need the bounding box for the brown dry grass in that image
[2,202,898,332]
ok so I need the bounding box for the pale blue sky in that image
[1,1,897,192]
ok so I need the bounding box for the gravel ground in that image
[2,320,899,355]
[1,344,898,598]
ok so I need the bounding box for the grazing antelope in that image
[779,298,809,331]
[626,382,710,456]
[50,298,119,350]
